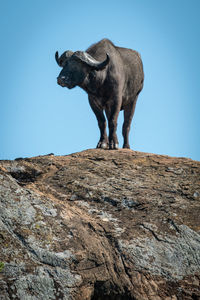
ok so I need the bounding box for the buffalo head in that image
[55,51,109,89]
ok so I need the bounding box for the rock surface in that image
[0,149,200,300]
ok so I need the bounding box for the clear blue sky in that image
[0,0,199,161]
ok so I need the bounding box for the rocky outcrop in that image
[0,149,200,300]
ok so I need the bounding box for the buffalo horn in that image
[73,51,110,70]
[55,51,60,66]
[55,50,74,67]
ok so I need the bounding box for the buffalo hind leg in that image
[122,99,137,149]
[88,97,108,149]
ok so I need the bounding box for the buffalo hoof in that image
[109,142,119,150]
[123,144,130,149]
[96,141,108,149]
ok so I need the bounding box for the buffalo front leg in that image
[105,101,121,150]
[88,96,108,149]
[122,99,137,149]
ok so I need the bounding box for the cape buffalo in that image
[55,39,144,149]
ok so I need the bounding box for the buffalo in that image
[55,38,144,149]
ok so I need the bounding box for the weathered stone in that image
[0,149,200,299]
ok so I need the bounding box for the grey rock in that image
[0,149,200,299]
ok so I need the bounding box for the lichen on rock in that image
[0,149,200,299]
